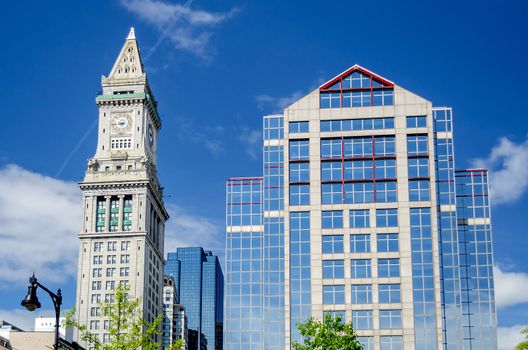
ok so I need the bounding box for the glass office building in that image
[225,65,497,350]
[165,248,224,350]
[225,178,264,350]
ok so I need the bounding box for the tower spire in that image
[127,27,136,40]
[105,28,145,83]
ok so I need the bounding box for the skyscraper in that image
[74,28,168,347]
[165,248,224,350]
[225,65,497,350]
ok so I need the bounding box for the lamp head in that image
[21,284,41,312]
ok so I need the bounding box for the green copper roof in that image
[95,92,146,102]
[95,92,162,128]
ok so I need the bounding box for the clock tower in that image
[74,28,168,346]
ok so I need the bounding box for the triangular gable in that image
[107,27,145,81]
[320,64,394,91]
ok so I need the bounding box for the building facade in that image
[165,248,224,350]
[225,65,497,350]
[34,316,72,341]
[74,28,169,347]
[163,276,189,350]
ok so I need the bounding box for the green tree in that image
[517,327,528,350]
[292,314,363,350]
[66,284,183,350]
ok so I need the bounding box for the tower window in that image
[110,198,119,232]
[111,138,132,150]
[96,198,106,232]
[123,196,133,231]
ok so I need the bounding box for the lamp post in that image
[21,274,62,350]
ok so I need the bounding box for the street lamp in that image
[21,274,62,350]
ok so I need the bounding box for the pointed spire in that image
[105,28,145,83]
[127,27,136,40]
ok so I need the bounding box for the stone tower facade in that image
[74,28,168,347]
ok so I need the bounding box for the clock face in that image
[112,114,131,130]
[148,124,154,146]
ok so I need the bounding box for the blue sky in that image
[1,1,527,348]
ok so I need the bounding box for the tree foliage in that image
[292,314,363,350]
[517,327,528,350]
[66,284,183,350]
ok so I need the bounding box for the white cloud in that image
[255,90,305,113]
[494,265,528,309]
[236,127,261,160]
[0,164,225,286]
[498,324,527,350]
[120,0,238,58]
[164,204,225,263]
[0,309,56,331]
[471,136,528,205]
[0,165,81,286]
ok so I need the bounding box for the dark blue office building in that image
[166,247,224,350]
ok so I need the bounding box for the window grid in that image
[109,199,119,232]
[322,235,344,254]
[123,197,132,231]
[323,285,345,304]
[408,157,429,178]
[226,179,263,227]
[359,336,374,350]
[380,336,403,350]
[111,137,132,150]
[96,198,106,232]
[351,284,372,304]
[409,180,431,201]
[351,310,373,329]
[406,116,427,128]
[262,116,285,350]
[377,234,399,252]
[321,136,397,204]
[378,258,400,278]
[322,260,345,279]
[350,234,371,253]
[320,71,394,109]
[320,117,394,132]
[322,210,343,229]
[407,135,429,156]
[350,259,371,278]
[289,121,309,133]
[264,116,283,140]
[289,184,310,206]
[379,309,402,329]
[289,139,309,161]
[290,212,311,344]
[289,162,310,183]
[349,209,370,228]
[410,207,438,348]
[379,284,401,303]
[376,209,398,227]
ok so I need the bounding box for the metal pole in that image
[53,289,62,350]
[33,278,62,350]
